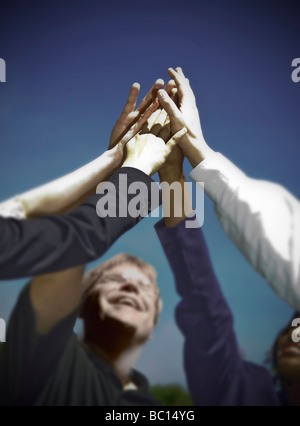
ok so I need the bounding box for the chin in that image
[277,358,300,382]
[106,313,137,331]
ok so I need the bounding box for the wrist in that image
[121,162,150,176]
[105,146,122,166]
[180,140,214,169]
[160,173,194,227]
[159,168,185,183]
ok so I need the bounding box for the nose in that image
[120,280,140,294]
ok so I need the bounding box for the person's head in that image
[79,253,162,346]
[272,312,300,385]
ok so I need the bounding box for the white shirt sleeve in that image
[190,152,300,312]
[0,197,26,219]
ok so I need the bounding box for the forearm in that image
[155,217,242,405]
[179,139,215,169]
[158,169,193,227]
[30,265,85,335]
[155,217,280,406]
[0,168,159,279]
[190,152,300,312]
[18,150,117,219]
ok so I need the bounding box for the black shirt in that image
[0,285,159,406]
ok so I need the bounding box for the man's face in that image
[276,320,300,381]
[86,262,159,343]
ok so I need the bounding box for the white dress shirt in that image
[0,197,26,219]
[190,152,300,312]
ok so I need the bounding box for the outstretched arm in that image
[158,67,300,313]
[0,167,156,279]
[152,132,279,405]
[1,151,121,219]
[147,107,193,226]
[155,215,280,406]
[0,82,160,220]
[0,119,185,280]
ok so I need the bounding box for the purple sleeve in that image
[155,216,280,406]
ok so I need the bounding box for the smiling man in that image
[0,253,162,406]
[79,254,162,391]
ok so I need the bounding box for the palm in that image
[109,110,140,149]
[109,80,164,149]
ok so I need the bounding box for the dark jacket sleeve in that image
[0,168,159,279]
[155,215,281,406]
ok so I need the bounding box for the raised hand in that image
[142,107,193,227]
[107,99,160,167]
[109,80,165,149]
[107,79,178,169]
[121,128,187,176]
[157,67,214,168]
[145,108,185,180]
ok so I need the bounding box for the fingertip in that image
[165,79,176,91]
[177,127,187,135]
[155,78,164,86]
[157,90,167,104]
[158,89,167,97]
[132,82,140,89]
[181,126,187,135]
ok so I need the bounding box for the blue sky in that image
[0,0,299,388]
